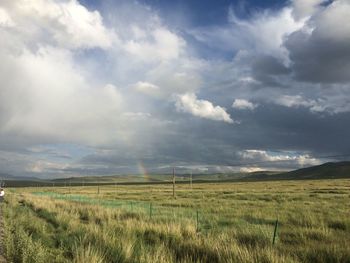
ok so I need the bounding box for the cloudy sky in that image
[1,0,350,178]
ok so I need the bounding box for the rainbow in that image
[137,161,151,181]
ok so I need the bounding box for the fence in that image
[31,191,279,244]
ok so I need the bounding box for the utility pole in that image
[173,167,176,198]
[97,178,100,195]
[190,171,192,189]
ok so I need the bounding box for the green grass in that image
[2,179,350,262]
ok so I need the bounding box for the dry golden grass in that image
[2,179,350,262]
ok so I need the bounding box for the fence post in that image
[173,167,176,198]
[196,210,199,232]
[190,171,192,190]
[272,219,279,245]
[149,203,152,219]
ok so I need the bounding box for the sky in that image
[0,0,350,178]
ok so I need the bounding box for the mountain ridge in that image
[1,161,349,186]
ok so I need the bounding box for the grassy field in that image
[1,179,350,263]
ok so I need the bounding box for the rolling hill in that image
[273,161,350,180]
[2,161,350,187]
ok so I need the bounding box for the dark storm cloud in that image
[285,0,350,83]
[252,56,291,76]
[75,103,350,171]
[250,55,291,87]
[286,31,350,83]
[245,105,350,155]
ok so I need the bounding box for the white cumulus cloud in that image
[275,95,327,113]
[176,93,233,123]
[1,0,113,50]
[0,7,14,27]
[124,27,185,61]
[191,6,305,63]
[240,149,321,168]
[292,0,326,20]
[134,81,160,96]
[232,99,257,110]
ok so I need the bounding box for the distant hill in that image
[45,163,350,185]
[281,161,350,179]
[0,172,49,187]
[0,172,41,181]
[0,172,13,179]
[247,161,350,181]
[2,161,350,187]
[51,174,164,184]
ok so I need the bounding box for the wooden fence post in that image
[172,167,176,198]
[149,203,152,219]
[190,171,192,189]
[272,219,279,245]
[196,210,199,232]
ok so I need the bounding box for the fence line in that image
[32,191,279,244]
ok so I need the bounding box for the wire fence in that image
[31,191,279,243]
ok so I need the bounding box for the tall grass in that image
[2,179,350,262]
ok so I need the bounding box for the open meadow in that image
[2,179,350,263]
